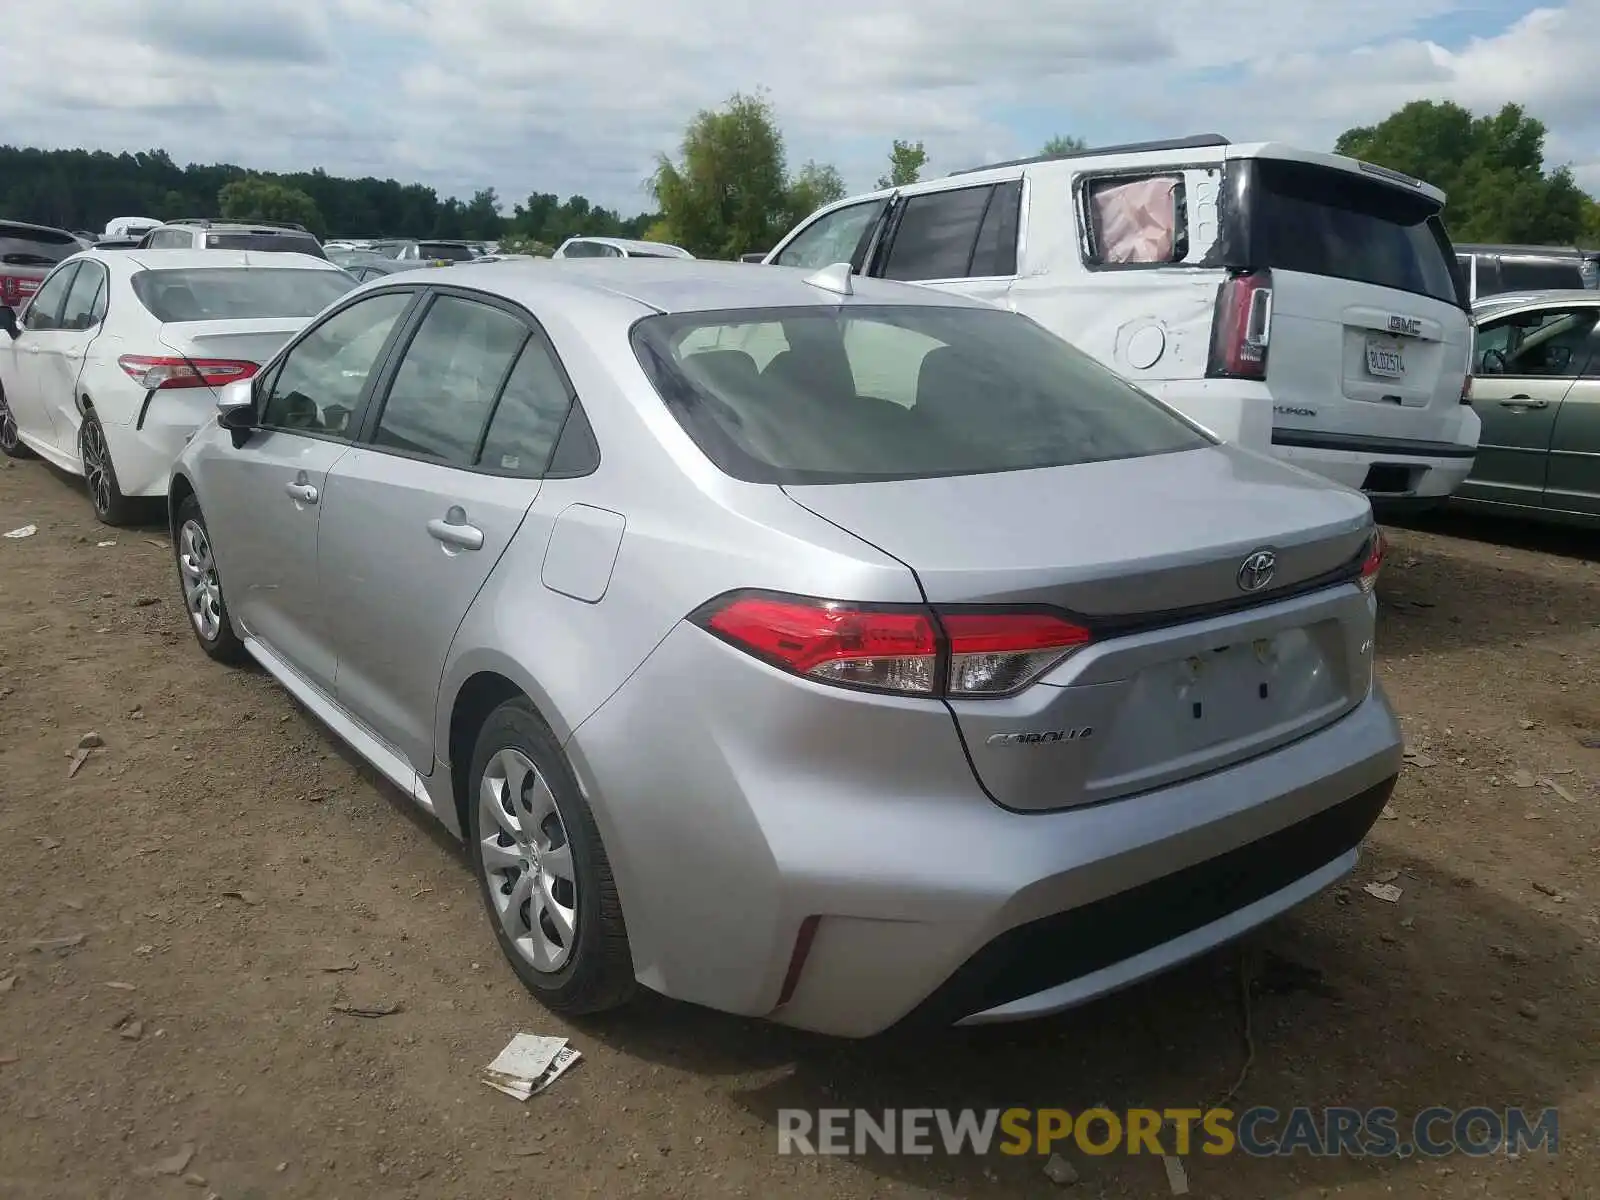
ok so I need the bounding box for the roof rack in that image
[948,133,1231,177]
[164,217,310,233]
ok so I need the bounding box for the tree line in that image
[3,98,1596,259]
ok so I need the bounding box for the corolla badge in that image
[986,728,1094,746]
[1236,549,1277,593]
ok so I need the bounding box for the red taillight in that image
[1358,528,1385,594]
[0,274,36,306]
[117,355,259,391]
[1207,269,1273,380]
[694,593,1092,698]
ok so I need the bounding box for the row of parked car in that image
[0,131,1588,1040]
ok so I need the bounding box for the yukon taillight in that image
[1357,528,1386,594]
[1207,269,1273,380]
[692,592,1092,698]
[0,275,26,306]
[118,355,259,390]
[1460,373,1473,405]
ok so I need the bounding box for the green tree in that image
[650,91,847,258]
[218,177,324,235]
[1041,134,1088,157]
[1335,101,1589,244]
[876,139,927,189]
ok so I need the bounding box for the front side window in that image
[59,262,107,331]
[632,304,1210,484]
[773,199,887,270]
[259,291,413,438]
[22,263,78,331]
[371,295,529,464]
[1475,307,1598,378]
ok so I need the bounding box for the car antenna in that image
[803,262,854,296]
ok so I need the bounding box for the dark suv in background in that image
[1455,243,1600,302]
[137,219,328,259]
[0,220,85,308]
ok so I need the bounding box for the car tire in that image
[173,494,247,665]
[466,698,635,1016]
[0,381,35,459]
[79,411,138,526]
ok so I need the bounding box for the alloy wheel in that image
[177,518,224,641]
[479,747,579,972]
[80,420,112,515]
[0,390,17,453]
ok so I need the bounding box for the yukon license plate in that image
[1365,338,1405,378]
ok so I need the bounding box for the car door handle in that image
[1499,396,1549,409]
[22,344,39,355]
[427,509,484,551]
[284,481,319,504]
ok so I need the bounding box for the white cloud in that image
[1,0,1598,217]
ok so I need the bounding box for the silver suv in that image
[140,219,327,260]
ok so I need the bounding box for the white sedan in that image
[0,249,353,524]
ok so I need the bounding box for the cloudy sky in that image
[1,0,1593,217]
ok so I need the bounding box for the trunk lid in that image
[784,444,1378,811]
[157,317,307,367]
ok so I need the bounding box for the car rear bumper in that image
[566,621,1404,1038]
[100,390,214,496]
[1269,433,1475,498]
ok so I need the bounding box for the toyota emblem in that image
[1236,549,1277,592]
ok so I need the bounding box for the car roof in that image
[81,248,345,272]
[567,236,691,256]
[1473,289,1600,314]
[0,218,79,238]
[431,258,992,316]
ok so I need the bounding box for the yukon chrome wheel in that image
[177,518,223,641]
[479,747,579,973]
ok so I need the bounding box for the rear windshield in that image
[418,242,475,262]
[131,267,353,322]
[631,305,1211,485]
[204,232,328,260]
[1233,159,1463,306]
[562,241,616,258]
[0,224,80,268]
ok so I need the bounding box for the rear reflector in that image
[693,592,1091,698]
[1207,269,1273,381]
[1357,528,1385,594]
[117,355,259,390]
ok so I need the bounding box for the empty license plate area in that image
[1365,337,1405,378]
[1086,621,1354,797]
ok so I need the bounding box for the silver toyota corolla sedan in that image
[169,259,1402,1038]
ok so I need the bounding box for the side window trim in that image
[353,283,594,480]
[255,286,423,444]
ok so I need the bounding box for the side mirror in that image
[216,377,256,430]
[0,306,18,339]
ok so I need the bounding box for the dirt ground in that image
[1,453,1596,1200]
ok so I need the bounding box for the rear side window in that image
[372,295,529,465]
[1497,257,1584,292]
[631,304,1210,485]
[882,185,1002,281]
[132,267,352,321]
[59,261,108,330]
[1234,158,1461,305]
[206,232,327,259]
[1084,174,1187,266]
[476,339,577,476]
[0,224,79,267]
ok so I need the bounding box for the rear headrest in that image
[683,349,761,394]
[914,345,983,423]
[158,284,203,321]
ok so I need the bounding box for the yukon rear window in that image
[1231,158,1463,306]
[132,267,353,322]
[631,305,1210,485]
[205,232,328,260]
[0,223,79,267]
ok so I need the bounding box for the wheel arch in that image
[167,471,196,539]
